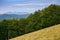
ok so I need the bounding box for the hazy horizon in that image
[0,0,60,14]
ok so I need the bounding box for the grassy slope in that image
[9,24,60,40]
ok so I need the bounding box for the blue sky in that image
[0,0,60,14]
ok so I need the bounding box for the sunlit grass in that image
[10,24,60,40]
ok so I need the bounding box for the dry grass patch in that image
[9,24,60,40]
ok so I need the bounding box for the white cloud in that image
[0,3,52,14]
[13,3,51,7]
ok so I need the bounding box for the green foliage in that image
[0,4,60,40]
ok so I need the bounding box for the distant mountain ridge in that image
[5,12,29,15]
[0,14,29,20]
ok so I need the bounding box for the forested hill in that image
[0,4,60,40]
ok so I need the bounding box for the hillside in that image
[0,4,60,40]
[10,24,60,40]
